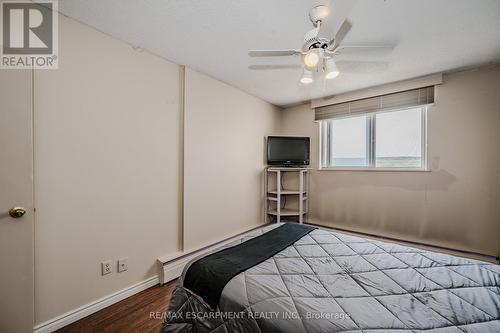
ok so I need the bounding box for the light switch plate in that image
[118,258,128,273]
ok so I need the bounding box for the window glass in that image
[331,115,369,167]
[320,107,426,170]
[375,108,422,168]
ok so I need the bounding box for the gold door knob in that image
[9,207,26,218]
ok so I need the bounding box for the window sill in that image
[318,167,430,172]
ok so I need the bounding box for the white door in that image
[0,70,34,333]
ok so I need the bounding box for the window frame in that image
[319,107,428,172]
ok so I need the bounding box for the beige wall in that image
[34,15,181,324]
[281,66,500,257]
[33,15,279,324]
[183,68,280,251]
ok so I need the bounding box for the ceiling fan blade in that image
[248,50,302,57]
[317,0,357,41]
[333,45,395,55]
[330,20,352,51]
[248,64,302,70]
[336,60,389,73]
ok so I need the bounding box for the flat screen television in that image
[267,136,310,166]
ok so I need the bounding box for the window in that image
[327,115,369,167]
[321,107,426,170]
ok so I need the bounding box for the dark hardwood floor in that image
[56,280,177,333]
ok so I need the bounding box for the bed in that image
[160,223,500,333]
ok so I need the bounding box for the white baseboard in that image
[34,224,269,333]
[33,275,159,333]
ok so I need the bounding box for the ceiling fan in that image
[248,5,393,84]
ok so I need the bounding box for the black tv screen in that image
[267,136,310,166]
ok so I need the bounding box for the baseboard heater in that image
[308,221,499,264]
[157,225,265,285]
[158,221,498,286]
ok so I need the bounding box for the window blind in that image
[314,86,435,121]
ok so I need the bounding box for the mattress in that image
[160,223,500,333]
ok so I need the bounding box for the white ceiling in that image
[57,0,500,107]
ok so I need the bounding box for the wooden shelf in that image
[267,189,304,195]
[264,167,310,223]
[267,167,312,172]
[268,208,306,216]
[267,195,307,201]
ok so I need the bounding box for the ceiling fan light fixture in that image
[325,70,339,80]
[325,59,340,79]
[303,49,322,68]
[300,69,313,84]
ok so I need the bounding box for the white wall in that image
[281,66,500,257]
[33,15,279,324]
[183,68,280,250]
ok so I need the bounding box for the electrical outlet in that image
[101,260,112,275]
[118,258,128,273]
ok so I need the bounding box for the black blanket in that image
[183,223,316,308]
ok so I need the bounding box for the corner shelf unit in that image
[264,167,311,224]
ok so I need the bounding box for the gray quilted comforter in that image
[161,223,500,332]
